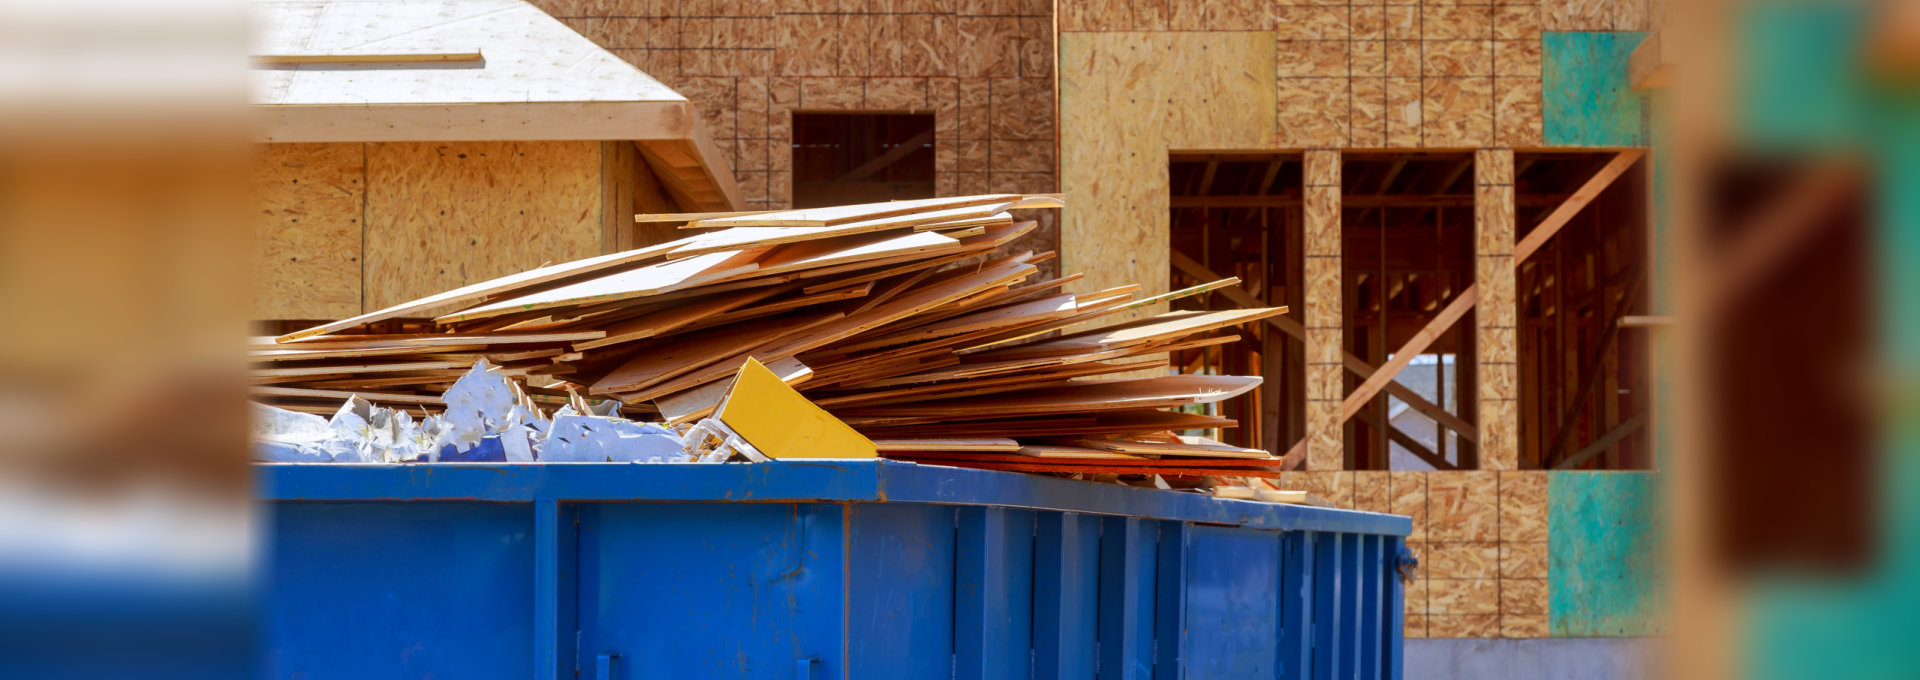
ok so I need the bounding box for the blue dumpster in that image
[259,461,1412,679]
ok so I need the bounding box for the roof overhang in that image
[249,0,741,210]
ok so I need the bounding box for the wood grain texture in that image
[254,143,365,320]
[1477,148,1519,470]
[1058,32,1276,322]
[364,141,605,311]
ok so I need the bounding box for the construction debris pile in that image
[252,194,1295,487]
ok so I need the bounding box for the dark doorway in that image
[791,112,935,208]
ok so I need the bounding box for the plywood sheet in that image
[253,0,684,108]
[1058,32,1277,321]
[254,142,364,320]
[364,140,606,310]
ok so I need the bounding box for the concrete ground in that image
[1407,638,1659,680]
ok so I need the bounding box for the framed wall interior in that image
[1167,153,1305,452]
[1515,152,1653,470]
[1339,152,1480,471]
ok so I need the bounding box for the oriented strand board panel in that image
[364,140,604,310]
[1059,32,1277,322]
[254,142,365,320]
[1542,32,1651,146]
[1303,150,1344,470]
[1549,471,1664,636]
[1476,149,1519,470]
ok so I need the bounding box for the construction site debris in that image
[249,194,1304,496]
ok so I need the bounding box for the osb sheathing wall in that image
[253,141,605,318]
[1057,32,1278,317]
[529,0,1063,269]
[513,0,1650,640]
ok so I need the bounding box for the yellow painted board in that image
[715,357,875,459]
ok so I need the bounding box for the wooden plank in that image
[1338,289,1479,424]
[254,360,469,378]
[912,213,1015,232]
[667,203,1009,259]
[252,50,484,65]
[1513,151,1644,263]
[643,209,782,223]
[570,285,782,351]
[839,375,1261,419]
[968,307,1286,362]
[589,311,842,395]
[250,343,488,363]
[435,249,765,323]
[685,194,1017,228]
[810,358,1168,408]
[1554,412,1647,470]
[888,458,1282,479]
[873,438,1022,452]
[654,356,812,425]
[250,385,445,405]
[696,230,964,284]
[1061,437,1272,459]
[1168,250,1478,443]
[1543,276,1645,468]
[612,260,1039,404]
[842,294,1080,351]
[275,236,691,342]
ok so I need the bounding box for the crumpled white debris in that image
[251,359,692,463]
[540,415,688,462]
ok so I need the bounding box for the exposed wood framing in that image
[1279,149,1644,470]
[1170,251,1477,443]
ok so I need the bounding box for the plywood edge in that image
[257,100,693,143]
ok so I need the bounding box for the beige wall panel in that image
[1476,148,1519,470]
[254,142,366,320]
[1059,31,1277,319]
[364,141,604,310]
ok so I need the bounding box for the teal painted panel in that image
[1541,32,1648,147]
[1548,471,1663,636]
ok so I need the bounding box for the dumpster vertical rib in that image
[534,499,561,680]
[1357,535,1383,678]
[1311,533,1343,680]
[1279,531,1316,678]
[956,507,1036,680]
[1098,517,1155,680]
[1153,522,1189,679]
[1034,512,1099,680]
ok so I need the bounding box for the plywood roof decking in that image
[251,0,741,210]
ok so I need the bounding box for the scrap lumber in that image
[251,194,1291,482]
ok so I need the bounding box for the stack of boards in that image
[253,194,1292,481]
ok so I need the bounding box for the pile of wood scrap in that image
[252,194,1293,482]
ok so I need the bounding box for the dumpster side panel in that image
[264,502,536,679]
[956,507,1037,680]
[1097,517,1158,680]
[845,503,957,680]
[1033,512,1101,680]
[576,502,846,679]
[1181,525,1283,678]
